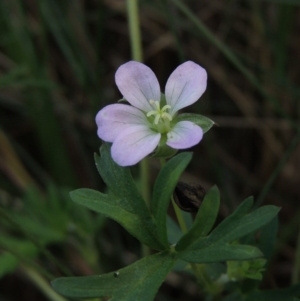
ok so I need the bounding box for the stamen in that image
[146,110,157,117]
[161,105,171,112]
[147,99,173,128]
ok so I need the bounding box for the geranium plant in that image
[51,61,282,301]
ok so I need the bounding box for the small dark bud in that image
[173,182,206,212]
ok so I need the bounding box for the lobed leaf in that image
[95,143,149,218]
[177,198,280,263]
[92,143,166,249]
[205,205,280,247]
[52,251,176,301]
[70,189,165,250]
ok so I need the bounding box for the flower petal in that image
[115,61,161,112]
[165,61,207,115]
[166,121,203,149]
[95,104,148,142]
[111,125,161,166]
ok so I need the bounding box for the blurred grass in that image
[0,0,300,300]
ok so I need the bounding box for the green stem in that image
[171,196,188,233]
[126,0,143,62]
[141,157,151,209]
[21,265,67,301]
[141,160,151,256]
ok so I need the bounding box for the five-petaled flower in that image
[96,61,207,166]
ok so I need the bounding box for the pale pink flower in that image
[96,61,207,166]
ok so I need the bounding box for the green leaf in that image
[174,113,215,133]
[95,143,149,219]
[152,152,192,245]
[205,205,280,247]
[52,251,176,301]
[228,197,254,218]
[176,186,220,251]
[177,198,280,263]
[93,143,166,248]
[70,189,165,250]
[178,244,262,263]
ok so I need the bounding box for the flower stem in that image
[126,0,143,62]
[126,0,149,207]
[140,156,151,209]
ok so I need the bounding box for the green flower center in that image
[146,100,173,133]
